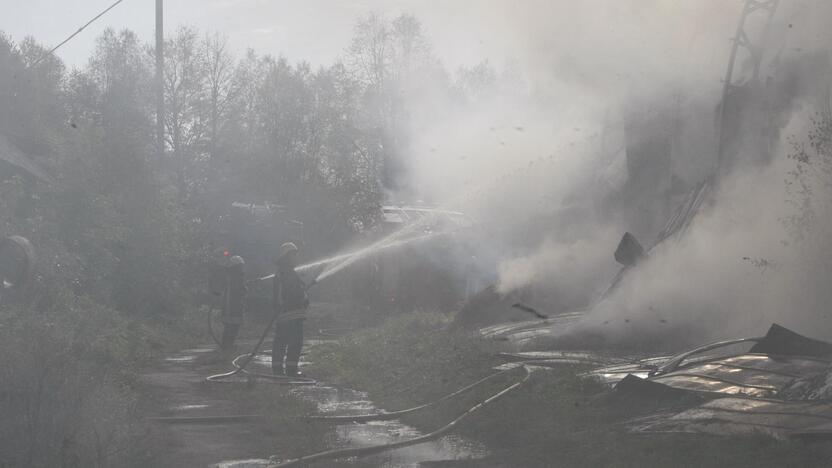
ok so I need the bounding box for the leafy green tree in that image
[61,28,186,317]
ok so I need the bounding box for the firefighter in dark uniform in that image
[272,242,309,376]
[221,255,247,352]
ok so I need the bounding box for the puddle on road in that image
[205,343,485,467]
[182,347,216,354]
[350,434,483,467]
[171,404,211,411]
[289,384,487,467]
[164,355,198,363]
[213,458,272,468]
[214,366,486,468]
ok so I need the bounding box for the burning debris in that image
[594,324,832,440]
[494,323,832,442]
[511,302,548,319]
[613,232,646,267]
[592,324,832,394]
[464,169,714,345]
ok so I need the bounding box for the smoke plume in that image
[397,0,832,343]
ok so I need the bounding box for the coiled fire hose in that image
[207,276,319,384]
[205,308,316,385]
[270,365,533,467]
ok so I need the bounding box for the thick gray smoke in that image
[398,0,832,342]
[576,107,832,346]
[584,151,804,344]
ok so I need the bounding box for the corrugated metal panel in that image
[631,397,832,439]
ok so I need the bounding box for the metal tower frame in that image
[716,0,781,166]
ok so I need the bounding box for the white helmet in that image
[228,255,245,266]
[279,242,299,259]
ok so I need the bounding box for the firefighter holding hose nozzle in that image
[272,242,309,376]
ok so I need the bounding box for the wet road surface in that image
[143,341,485,467]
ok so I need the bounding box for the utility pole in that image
[156,0,164,158]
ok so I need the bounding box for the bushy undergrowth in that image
[0,290,166,467]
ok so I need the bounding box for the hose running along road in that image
[305,367,518,423]
[270,365,534,468]
[150,310,315,425]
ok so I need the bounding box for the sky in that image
[0,0,515,70]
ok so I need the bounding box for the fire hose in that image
[205,306,315,384]
[270,365,533,467]
[304,366,519,423]
[202,273,537,465]
[207,279,318,384]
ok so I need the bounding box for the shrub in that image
[0,290,151,467]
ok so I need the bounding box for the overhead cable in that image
[28,0,130,69]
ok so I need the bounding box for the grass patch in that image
[312,311,501,409]
[311,311,832,467]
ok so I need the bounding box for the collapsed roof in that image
[591,324,832,440]
[497,324,832,441]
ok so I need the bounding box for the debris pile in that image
[591,324,832,440]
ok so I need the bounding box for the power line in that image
[27,0,130,69]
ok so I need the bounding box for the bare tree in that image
[203,32,237,161]
[348,13,393,94]
[232,49,267,154]
[163,26,208,197]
